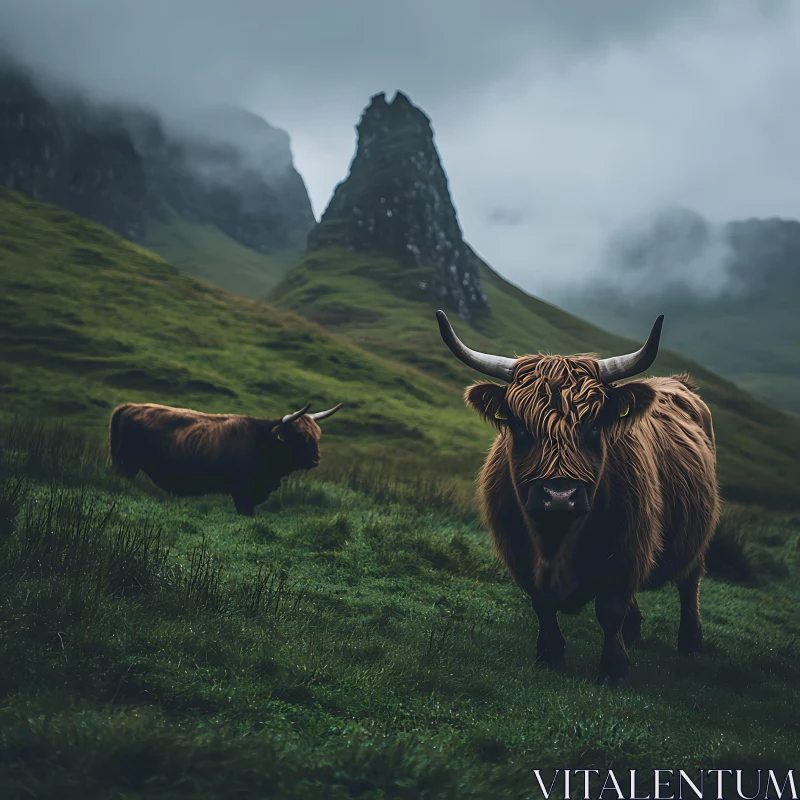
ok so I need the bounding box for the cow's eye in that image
[513,424,533,445]
[585,424,602,444]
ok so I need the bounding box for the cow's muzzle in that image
[525,479,591,516]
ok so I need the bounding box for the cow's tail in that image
[108,404,139,479]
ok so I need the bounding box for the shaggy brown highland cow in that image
[436,310,720,686]
[109,400,344,516]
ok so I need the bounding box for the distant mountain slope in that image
[270,94,800,508]
[270,244,800,507]
[0,60,312,297]
[144,212,300,298]
[553,207,800,413]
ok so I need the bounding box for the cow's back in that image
[109,403,256,495]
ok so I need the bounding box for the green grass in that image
[728,371,800,416]
[270,245,800,508]
[2,189,799,795]
[144,212,301,299]
[0,417,798,798]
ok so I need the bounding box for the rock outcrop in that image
[0,66,148,240]
[308,91,488,320]
[0,62,315,254]
[127,105,315,254]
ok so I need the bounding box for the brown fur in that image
[464,354,721,686]
[108,402,327,516]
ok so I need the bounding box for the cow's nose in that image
[541,484,578,511]
[526,479,588,514]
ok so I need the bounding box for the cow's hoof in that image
[678,640,703,656]
[678,629,703,656]
[536,654,566,673]
[597,672,631,689]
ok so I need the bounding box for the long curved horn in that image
[435,310,518,383]
[309,403,345,422]
[597,315,664,383]
[281,402,312,425]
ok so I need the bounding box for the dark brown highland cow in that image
[109,401,344,516]
[436,310,720,686]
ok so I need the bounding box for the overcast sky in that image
[1,0,798,297]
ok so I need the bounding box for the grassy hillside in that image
[144,212,300,299]
[1,417,798,796]
[1,187,800,506]
[270,246,800,508]
[0,189,494,488]
[2,187,799,796]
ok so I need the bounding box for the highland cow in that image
[109,400,344,516]
[435,310,720,686]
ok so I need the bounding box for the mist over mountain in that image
[595,206,739,299]
[554,205,800,411]
[0,58,314,263]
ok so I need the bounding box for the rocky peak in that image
[308,91,488,321]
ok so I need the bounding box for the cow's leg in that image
[532,602,565,671]
[676,562,704,655]
[595,592,632,687]
[117,461,140,479]
[622,596,643,648]
[110,453,139,479]
[232,491,255,517]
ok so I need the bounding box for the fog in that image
[1,0,798,298]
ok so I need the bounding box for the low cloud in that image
[1,0,798,301]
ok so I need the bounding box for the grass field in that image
[2,187,800,797]
[1,417,798,798]
[0,188,495,492]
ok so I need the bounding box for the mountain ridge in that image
[0,59,313,296]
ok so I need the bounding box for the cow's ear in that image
[606,381,657,424]
[465,382,510,428]
[272,423,286,442]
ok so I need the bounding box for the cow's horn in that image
[597,315,664,383]
[309,403,345,422]
[281,402,312,425]
[435,310,517,383]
